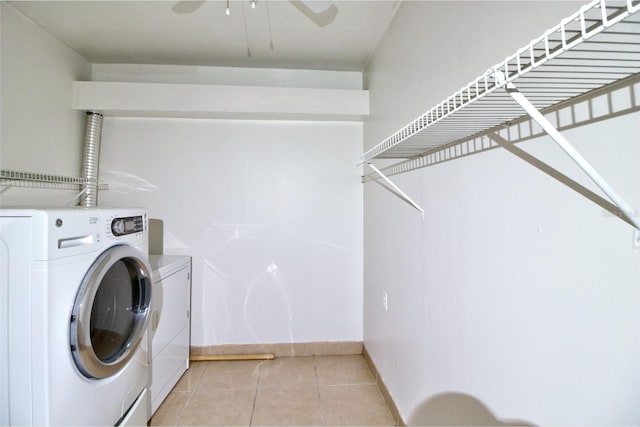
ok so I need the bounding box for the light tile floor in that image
[149,355,397,426]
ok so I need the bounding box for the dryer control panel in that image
[110,216,144,237]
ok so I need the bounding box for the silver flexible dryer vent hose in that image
[79,111,103,208]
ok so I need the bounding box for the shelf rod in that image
[367,162,424,218]
[503,77,639,230]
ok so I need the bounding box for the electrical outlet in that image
[634,228,640,250]
[382,292,388,312]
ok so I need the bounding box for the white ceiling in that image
[8,0,401,71]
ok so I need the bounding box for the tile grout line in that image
[174,361,207,426]
[247,387,258,426]
[173,392,191,427]
[248,361,263,427]
[313,356,327,426]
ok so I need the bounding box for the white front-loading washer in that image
[0,207,152,426]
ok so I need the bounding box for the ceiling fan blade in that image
[289,0,338,27]
[172,0,206,14]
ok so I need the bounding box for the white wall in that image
[364,1,640,425]
[0,7,365,350]
[98,117,363,347]
[0,3,91,206]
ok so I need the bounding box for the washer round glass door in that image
[70,244,152,379]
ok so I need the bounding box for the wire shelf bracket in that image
[500,72,639,229]
[366,162,424,218]
[485,132,638,228]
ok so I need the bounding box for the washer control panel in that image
[110,215,144,237]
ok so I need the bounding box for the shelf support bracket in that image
[486,132,638,228]
[502,79,639,230]
[367,162,424,218]
[65,187,89,207]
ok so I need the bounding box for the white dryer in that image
[0,207,152,426]
[148,255,192,416]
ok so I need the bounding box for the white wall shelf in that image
[362,0,640,229]
[0,169,108,193]
[73,81,369,121]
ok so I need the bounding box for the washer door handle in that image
[58,234,94,249]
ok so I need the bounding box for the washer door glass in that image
[70,245,151,379]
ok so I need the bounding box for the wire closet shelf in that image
[359,0,640,164]
[0,170,108,192]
